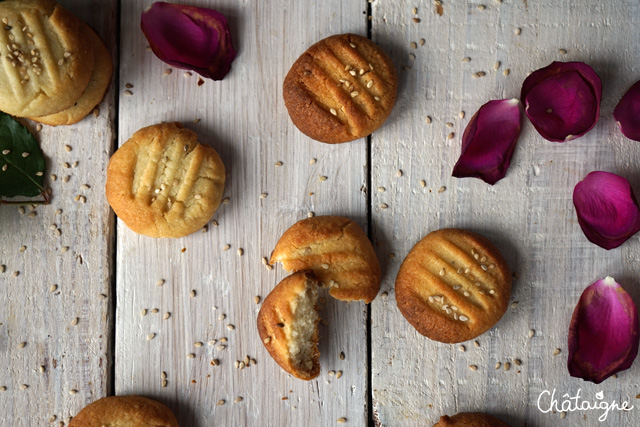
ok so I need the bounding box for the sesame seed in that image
[350,91,360,98]
[439,268,445,276]
[408,54,416,61]
[22,152,29,157]
[462,57,471,63]
[217,345,227,351]
[163,68,172,76]
[367,80,373,88]
[474,340,480,347]
[514,358,522,366]
[146,333,155,340]
[187,353,195,359]
[64,145,72,152]
[254,296,261,304]
[410,41,417,49]
[223,244,230,251]
[140,309,148,316]
[438,186,446,193]
[515,28,521,35]
[190,290,196,298]
[337,418,347,424]
[12,271,18,277]
[374,96,381,101]
[319,176,327,181]
[349,70,356,76]
[413,17,421,23]
[260,193,268,199]
[321,263,330,269]
[558,48,567,54]
[217,400,225,406]
[20,384,28,390]
[330,108,337,116]
[234,397,243,403]
[309,158,317,165]
[493,61,501,70]
[495,362,501,370]
[396,169,403,177]
[163,312,171,320]
[0,265,4,273]
[63,176,70,182]
[553,348,561,356]
[151,308,159,314]
[1,149,9,155]
[472,71,486,78]
[226,324,235,331]
[425,116,432,124]
[71,317,79,326]
[340,351,345,360]
[162,380,168,387]
[19,245,26,252]
[275,161,283,167]
[511,301,519,308]
[237,248,244,256]
[560,412,566,419]
[503,68,510,76]
[263,337,271,344]
[469,365,478,371]
[379,203,389,209]
[529,329,536,338]
[477,4,486,10]
[504,362,511,371]
[336,371,342,379]
[445,122,453,128]
[18,341,26,349]
[69,389,77,395]
[459,315,469,321]
[458,345,466,352]
[124,90,133,96]
[349,43,356,48]
[183,71,192,77]
[211,358,219,365]
[99,293,107,299]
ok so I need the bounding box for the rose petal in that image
[568,276,639,384]
[141,2,236,80]
[452,99,522,185]
[521,61,601,142]
[573,171,640,250]
[614,80,640,141]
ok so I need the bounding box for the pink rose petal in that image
[521,61,601,142]
[452,99,522,185]
[568,276,639,384]
[573,171,640,250]
[141,2,236,80]
[614,80,640,142]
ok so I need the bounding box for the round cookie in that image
[68,395,178,427]
[257,271,320,381]
[270,216,381,303]
[283,33,397,144]
[30,23,112,126]
[106,122,225,238]
[395,228,511,343]
[0,0,95,117]
[433,412,510,427]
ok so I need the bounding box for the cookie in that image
[30,23,112,125]
[106,122,226,238]
[433,412,510,427]
[68,395,178,427]
[283,33,398,143]
[395,228,511,343]
[270,216,381,303]
[257,271,320,380]
[0,0,95,117]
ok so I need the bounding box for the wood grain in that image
[371,1,640,426]
[0,1,116,426]
[116,1,369,426]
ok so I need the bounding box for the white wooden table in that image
[1,0,640,426]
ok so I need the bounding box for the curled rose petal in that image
[521,61,601,142]
[614,80,640,141]
[451,99,522,185]
[568,276,639,384]
[573,171,640,250]
[141,2,236,80]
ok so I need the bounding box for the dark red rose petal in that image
[568,276,639,384]
[141,2,236,80]
[614,80,640,142]
[573,171,640,250]
[452,99,522,185]
[521,61,601,142]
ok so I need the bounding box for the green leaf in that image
[0,113,46,199]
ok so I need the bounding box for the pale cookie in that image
[257,271,320,380]
[106,122,225,238]
[30,23,112,125]
[433,412,511,427]
[395,228,511,343]
[283,33,398,143]
[270,216,381,303]
[0,0,94,117]
[68,395,178,427]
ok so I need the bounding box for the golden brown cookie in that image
[283,33,398,144]
[257,271,320,380]
[270,216,381,303]
[0,0,94,117]
[30,23,112,125]
[106,122,225,238]
[433,412,510,427]
[68,395,178,427]
[395,229,511,343]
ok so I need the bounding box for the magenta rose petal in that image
[614,80,640,142]
[451,99,522,185]
[573,171,640,250]
[521,61,601,142]
[568,276,639,384]
[141,2,237,80]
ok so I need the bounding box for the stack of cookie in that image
[0,0,112,125]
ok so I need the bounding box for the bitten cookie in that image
[68,395,178,427]
[283,33,397,143]
[433,412,510,427]
[270,216,381,303]
[30,23,112,125]
[0,0,95,117]
[106,122,225,238]
[257,271,320,380]
[395,229,511,343]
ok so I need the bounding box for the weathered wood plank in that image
[371,1,640,426]
[116,1,368,425]
[0,1,117,425]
